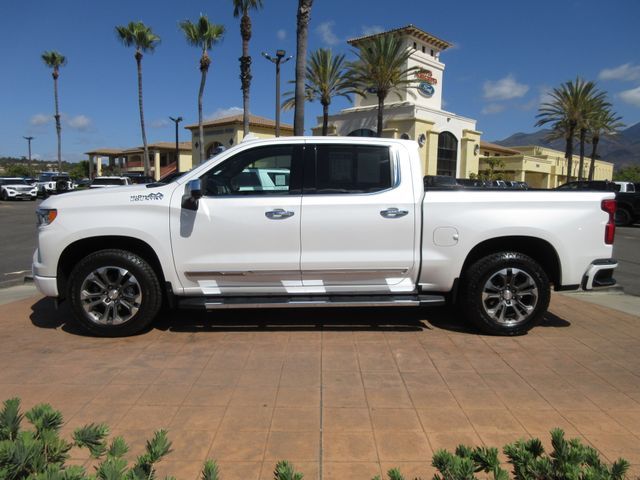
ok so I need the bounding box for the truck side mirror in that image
[182,179,202,211]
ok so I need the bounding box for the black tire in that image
[460,252,550,335]
[615,208,631,227]
[68,249,162,337]
[1,190,7,201]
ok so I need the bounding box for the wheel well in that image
[57,236,166,298]
[461,236,562,288]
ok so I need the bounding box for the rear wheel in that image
[460,252,550,335]
[68,249,162,336]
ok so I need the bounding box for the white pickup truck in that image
[33,137,618,337]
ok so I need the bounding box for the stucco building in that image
[479,141,614,188]
[312,25,482,179]
[185,114,294,165]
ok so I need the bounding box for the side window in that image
[200,145,294,196]
[313,144,392,194]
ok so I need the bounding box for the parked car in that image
[123,173,154,184]
[0,177,38,201]
[614,181,636,193]
[89,176,132,188]
[456,178,485,188]
[557,180,640,226]
[33,137,617,337]
[37,172,75,196]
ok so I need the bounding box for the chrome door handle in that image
[380,207,409,218]
[265,208,295,219]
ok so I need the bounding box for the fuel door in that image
[433,227,459,247]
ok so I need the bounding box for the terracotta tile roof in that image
[347,24,452,50]
[480,141,521,156]
[85,148,124,156]
[184,113,294,130]
[120,141,192,154]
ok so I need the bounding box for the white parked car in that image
[0,177,38,201]
[36,172,75,195]
[33,137,618,337]
[89,176,133,188]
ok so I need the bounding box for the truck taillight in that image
[601,199,616,245]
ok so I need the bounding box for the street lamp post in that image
[169,116,183,173]
[262,50,292,137]
[23,136,34,175]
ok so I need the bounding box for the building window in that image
[422,46,425,53]
[413,42,417,49]
[431,49,434,56]
[436,132,457,177]
[347,128,377,137]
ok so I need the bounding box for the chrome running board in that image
[177,294,446,310]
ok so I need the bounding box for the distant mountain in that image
[494,122,640,167]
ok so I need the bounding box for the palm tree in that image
[232,0,262,138]
[536,77,604,183]
[180,15,225,164]
[293,0,314,136]
[282,48,352,135]
[115,22,160,177]
[41,51,66,173]
[576,86,608,180]
[347,35,417,137]
[587,107,624,181]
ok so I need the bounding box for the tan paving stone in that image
[323,432,378,462]
[271,407,320,431]
[417,407,474,433]
[323,407,372,431]
[209,430,268,461]
[323,462,381,479]
[374,430,432,461]
[370,408,423,431]
[264,431,320,461]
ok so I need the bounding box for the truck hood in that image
[39,183,176,209]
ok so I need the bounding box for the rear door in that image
[300,142,417,293]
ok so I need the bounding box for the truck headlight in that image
[36,208,58,226]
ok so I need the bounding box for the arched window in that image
[347,128,377,137]
[437,132,458,177]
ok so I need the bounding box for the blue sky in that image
[1,0,639,162]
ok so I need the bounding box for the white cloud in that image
[619,85,640,107]
[206,106,243,120]
[151,118,169,128]
[316,21,340,46]
[483,75,529,100]
[361,25,383,36]
[66,114,92,131]
[598,63,640,82]
[30,113,51,126]
[276,29,286,40]
[481,103,506,115]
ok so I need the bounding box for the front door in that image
[300,142,417,294]
[170,143,304,295]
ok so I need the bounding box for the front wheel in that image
[460,252,550,335]
[1,190,8,201]
[68,249,163,336]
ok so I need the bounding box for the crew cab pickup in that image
[33,137,618,337]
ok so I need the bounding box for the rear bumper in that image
[582,258,618,290]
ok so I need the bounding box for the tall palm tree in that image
[282,48,352,135]
[180,15,225,164]
[587,107,624,181]
[576,86,608,180]
[41,51,66,173]
[536,77,603,183]
[293,0,314,136]
[347,35,417,137]
[115,22,160,177]
[232,0,262,138]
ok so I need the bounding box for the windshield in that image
[0,179,30,185]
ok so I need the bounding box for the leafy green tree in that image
[587,107,624,181]
[232,0,263,138]
[282,48,352,135]
[293,0,314,136]
[614,165,640,182]
[180,15,225,164]
[68,160,90,179]
[347,35,416,137]
[4,164,32,178]
[41,51,66,173]
[536,77,605,182]
[115,21,160,177]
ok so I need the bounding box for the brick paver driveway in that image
[0,293,639,479]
